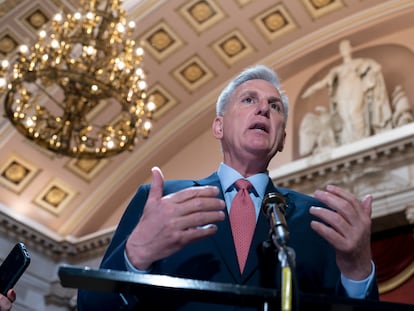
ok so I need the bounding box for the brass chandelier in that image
[0,0,155,159]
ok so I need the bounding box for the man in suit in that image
[77,65,378,310]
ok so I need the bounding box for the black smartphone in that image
[0,242,31,296]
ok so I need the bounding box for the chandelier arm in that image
[33,81,64,108]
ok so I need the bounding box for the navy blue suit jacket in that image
[77,172,378,310]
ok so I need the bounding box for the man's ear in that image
[212,116,223,139]
[277,130,286,152]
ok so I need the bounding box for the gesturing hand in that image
[311,184,373,280]
[126,167,225,270]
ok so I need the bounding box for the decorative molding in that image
[235,0,253,8]
[0,31,18,55]
[253,3,297,43]
[23,6,50,31]
[172,55,215,92]
[178,0,226,34]
[148,83,178,120]
[271,123,414,189]
[406,206,414,224]
[0,206,112,261]
[65,158,109,182]
[211,29,254,66]
[140,20,184,63]
[301,0,344,19]
[34,178,77,216]
[0,0,25,18]
[0,153,40,193]
[378,261,414,294]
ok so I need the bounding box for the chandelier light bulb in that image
[135,68,143,76]
[86,12,94,20]
[0,78,7,90]
[51,39,59,49]
[39,30,47,39]
[54,13,63,22]
[1,60,9,68]
[85,45,96,56]
[106,140,115,149]
[116,23,125,33]
[25,119,35,127]
[137,80,147,90]
[136,47,144,56]
[19,45,29,54]
[147,101,156,112]
[144,121,152,130]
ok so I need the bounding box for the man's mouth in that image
[250,122,269,133]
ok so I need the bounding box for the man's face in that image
[214,79,286,163]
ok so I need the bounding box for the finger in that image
[176,208,226,230]
[164,194,225,231]
[326,186,372,223]
[310,206,353,251]
[314,189,352,226]
[186,224,220,241]
[310,206,347,239]
[171,222,222,247]
[361,194,373,216]
[323,185,361,211]
[310,219,344,246]
[358,194,374,232]
[314,185,360,224]
[166,185,221,204]
[7,289,16,302]
[147,166,165,204]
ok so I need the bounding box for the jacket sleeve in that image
[77,184,151,310]
[76,180,197,310]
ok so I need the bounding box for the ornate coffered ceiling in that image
[0,0,413,257]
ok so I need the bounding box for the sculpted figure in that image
[391,85,413,127]
[299,106,339,156]
[302,40,393,146]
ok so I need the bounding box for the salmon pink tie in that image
[230,179,256,273]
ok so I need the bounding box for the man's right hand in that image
[125,166,226,270]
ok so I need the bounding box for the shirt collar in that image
[217,162,269,197]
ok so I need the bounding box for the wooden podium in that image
[59,264,413,311]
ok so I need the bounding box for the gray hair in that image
[215,65,289,120]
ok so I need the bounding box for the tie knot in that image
[235,179,252,191]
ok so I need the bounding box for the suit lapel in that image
[240,210,272,281]
[196,173,241,281]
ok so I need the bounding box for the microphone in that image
[261,192,289,249]
[262,193,297,311]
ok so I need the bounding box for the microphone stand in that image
[273,239,295,311]
[262,192,298,311]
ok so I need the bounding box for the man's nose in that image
[256,100,270,117]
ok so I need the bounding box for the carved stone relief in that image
[299,40,413,157]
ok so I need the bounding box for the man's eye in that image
[243,97,254,104]
[270,103,281,111]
